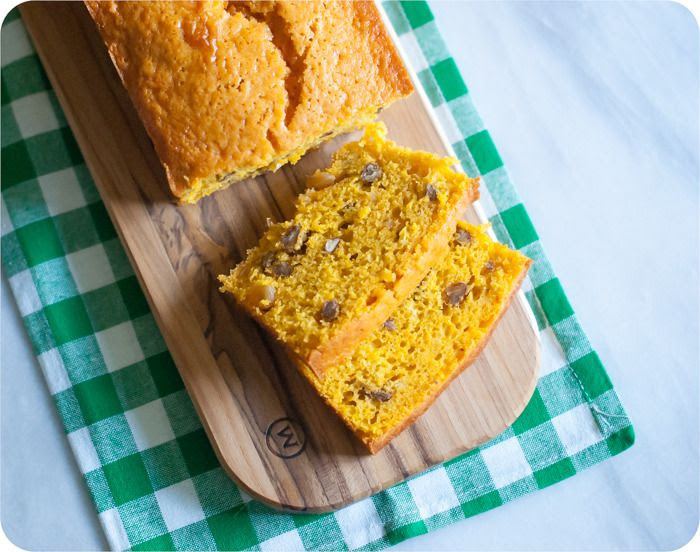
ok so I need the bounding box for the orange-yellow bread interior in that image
[299,223,531,452]
[218,122,478,374]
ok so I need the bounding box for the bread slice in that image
[298,223,532,452]
[218,123,479,377]
[84,1,413,203]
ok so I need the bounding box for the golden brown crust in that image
[366,257,533,453]
[351,1,414,99]
[84,1,413,200]
[307,184,480,376]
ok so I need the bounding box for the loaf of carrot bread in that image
[84,1,413,203]
[299,223,532,452]
[218,123,479,377]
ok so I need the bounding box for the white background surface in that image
[2,2,698,550]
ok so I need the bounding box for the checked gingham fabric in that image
[1,2,634,550]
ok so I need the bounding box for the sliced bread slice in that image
[299,223,531,452]
[219,123,479,376]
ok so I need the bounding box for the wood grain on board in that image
[20,2,540,512]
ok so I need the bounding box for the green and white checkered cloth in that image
[1,2,634,550]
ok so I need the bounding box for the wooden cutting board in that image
[21,2,540,512]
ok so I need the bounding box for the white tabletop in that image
[2,2,697,550]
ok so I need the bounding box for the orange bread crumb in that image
[299,223,532,452]
[218,123,479,376]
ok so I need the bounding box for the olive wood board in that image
[20,1,540,512]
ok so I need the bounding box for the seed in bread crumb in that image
[248,284,276,310]
[324,237,340,253]
[383,318,397,331]
[307,171,336,190]
[271,261,292,277]
[321,300,340,321]
[426,184,438,201]
[368,389,392,402]
[455,228,472,245]
[445,282,468,306]
[361,163,382,184]
[281,224,301,252]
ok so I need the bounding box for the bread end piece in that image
[84,0,413,203]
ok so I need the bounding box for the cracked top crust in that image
[84,1,413,198]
